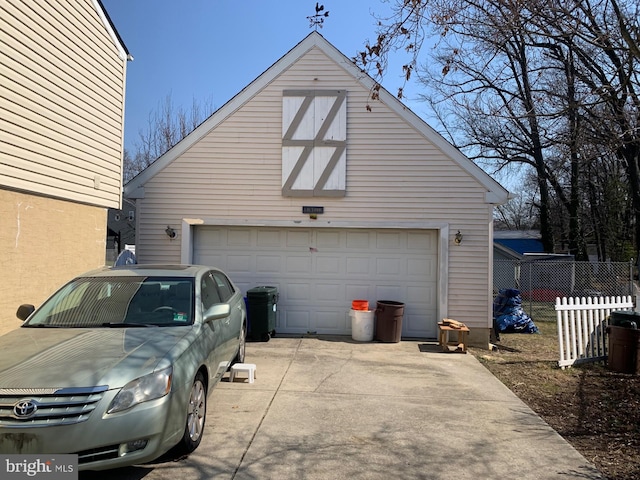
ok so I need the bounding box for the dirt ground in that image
[469,320,640,480]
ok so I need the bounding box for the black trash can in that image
[247,286,278,341]
[607,310,640,374]
[375,300,404,343]
[610,310,640,328]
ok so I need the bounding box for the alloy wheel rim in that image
[187,380,205,441]
[239,325,246,360]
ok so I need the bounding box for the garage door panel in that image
[227,255,251,273]
[375,285,404,302]
[408,258,433,277]
[286,256,312,273]
[345,284,373,302]
[315,311,345,332]
[376,231,402,249]
[287,282,312,302]
[198,253,225,268]
[193,226,438,338]
[286,230,312,246]
[405,312,437,338]
[407,285,436,306]
[235,281,255,294]
[408,231,436,252]
[256,255,282,273]
[346,257,371,275]
[315,256,342,275]
[376,258,402,276]
[195,228,222,246]
[257,230,282,246]
[228,229,251,245]
[316,230,340,247]
[346,231,370,249]
[316,283,343,302]
[282,310,310,331]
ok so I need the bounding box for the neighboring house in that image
[494,230,545,255]
[493,231,577,299]
[106,198,136,263]
[0,0,130,334]
[124,32,509,346]
[493,230,542,293]
[493,242,523,294]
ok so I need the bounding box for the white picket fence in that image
[555,296,634,369]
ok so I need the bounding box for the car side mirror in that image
[203,303,231,323]
[17,304,35,321]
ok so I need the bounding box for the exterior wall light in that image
[165,226,176,239]
[454,230,463,245]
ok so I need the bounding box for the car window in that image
[212,271,235,302]
[126,281,193,324]
[201,274,221,310]
[23,277,194,328]
[45,281,91,319]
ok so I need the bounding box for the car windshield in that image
[23,276,195,328]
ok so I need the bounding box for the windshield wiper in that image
[102,322,156,328]
[22,324,64,328]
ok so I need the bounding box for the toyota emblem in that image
[13,400,38,418]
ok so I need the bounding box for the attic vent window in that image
[281,90,346,197]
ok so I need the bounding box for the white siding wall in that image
[133,46,495,330]
[0,0,126,208]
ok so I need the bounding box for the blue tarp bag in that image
[493,289,539,334]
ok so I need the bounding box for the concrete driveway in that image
[80,337,603,480]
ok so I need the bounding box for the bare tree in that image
[123,94,215,183]
[356,0,640,261]
[494,187,540,231]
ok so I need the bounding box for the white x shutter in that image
[282,90,346,197]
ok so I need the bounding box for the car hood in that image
[0,327,192,390]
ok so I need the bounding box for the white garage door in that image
[193,226,438,338]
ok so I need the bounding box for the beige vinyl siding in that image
[133,46,496,330]
[0,0,125,208]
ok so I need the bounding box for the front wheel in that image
[179,372,206,453]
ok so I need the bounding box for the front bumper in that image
[0,389,184,471]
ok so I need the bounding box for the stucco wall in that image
[0,190,107,335]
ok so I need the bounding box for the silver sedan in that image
[0,264,247,470]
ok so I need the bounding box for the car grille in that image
[0,386,108,427]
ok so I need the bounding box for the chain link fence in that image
[494,259,637,319]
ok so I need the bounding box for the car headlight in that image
[107,366,173,414]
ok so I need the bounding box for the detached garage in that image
[124,32,509,346]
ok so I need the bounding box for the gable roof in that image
[494,241,523,260]
[124,31,509,204]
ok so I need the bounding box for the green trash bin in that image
[247,286,278,341]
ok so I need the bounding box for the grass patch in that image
[471,318,640,480]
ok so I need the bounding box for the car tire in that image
[179,372,206,453]
[233,321,247,365]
